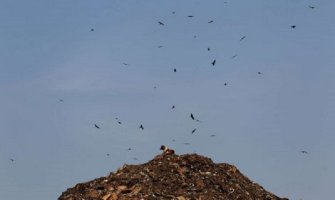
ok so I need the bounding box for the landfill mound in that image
[58,153,288,200]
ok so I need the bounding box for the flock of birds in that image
[8,3,318,163]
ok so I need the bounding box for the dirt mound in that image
[58,153,288,200]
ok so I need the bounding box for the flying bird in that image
[210,134,216,137]
[117,121,122,124]
[158,45,163,48]
[158,21,165,26]
[10,158,14,162]
[231,54,238,59]
[58,99,64,102]
[224,82,227,86]
[207,47,210,51]
[139,124,144,130]
[212,59,216,66]
[291,25,296,29]
[188,15,194,18]
[172,11,175,14]
[123,62,129,66]
[128,148,132,151]
[240,35,246,41]
[300,150,308,154]
[106,153,110,156]
[190,113,195,120]
[94,124,100,129]
[308,6,315,9]
[90,28,94,31]
[173,68,177,72]
[191,128,197,134]
[171,105,175,109]
[258,71,262,75]
[208,20,214,23]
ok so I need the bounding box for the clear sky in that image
[1,0,335,199]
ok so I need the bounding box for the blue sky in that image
[1,0,335,199]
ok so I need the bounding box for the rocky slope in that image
[58,153,288,200]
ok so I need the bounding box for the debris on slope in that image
[59,153,288,200]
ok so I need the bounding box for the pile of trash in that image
[59,153,288,200]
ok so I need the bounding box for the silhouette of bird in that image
[308,5,315,9]
[171,105,175,109]
[240,35,246,41]
[117,121,122,124]
[188,15,194,18]
[224,82,227,86]
[210,134,216,137]
[123,62,129,66]
[193,35,197,38]
[90,28,94,31]
[106,153,110,156]
[174,68,177,72]
[128,148,132,151]
[207,47,210,51]
[172,11,175,14]
[300,150,308,154]
[291,25,296,29]
[10,158,14,162]
[258,71,262,75]
[94,124,100,129]
[231,54,238,59]
[191,128,197,134]
[208,20,214,23]
[139,124,144,130]
[158,45,163,48]
[212,59,216,66]
[58,99,64,102]
[158,21,165,26]
[190,113,195,120]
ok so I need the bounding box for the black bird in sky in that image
[210,134,216,137]
[208,20,214,23]
[158,21,165,26]
[291,25,296,29]
[158,45,163,48]
[174,68,177,72]
[240,35,246,41]
[139,124,144,130]
[188,15,194,18]
[224,82,227,86]
[106,153,110,156]
[308,5,315,9]
[231,54,238,59]
[207,47,210,51]
[10,158,14,162]
[90,28,94,31]
[123,62,129,66]
[128,148,132,151]
[191,128,197,134]
[258,71,262,75]
[172,11,175,14]
[171,105,175,109]
[300,150,308,154]
[212,59,216,66]
[94,124,100,129]
[58,99,64,102]
[117,121,122,124]
[190,113,195,120]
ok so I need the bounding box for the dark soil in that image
[58,153,288,200]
